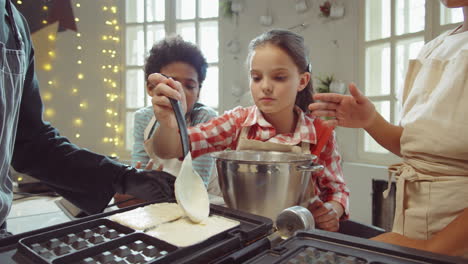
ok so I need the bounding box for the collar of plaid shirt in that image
[239,105,318,146]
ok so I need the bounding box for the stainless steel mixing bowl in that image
[211,150,324,220]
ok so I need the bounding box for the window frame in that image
[122,0,219,153]
[356,0,462,165]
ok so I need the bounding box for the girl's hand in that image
[135,160,163,171]
[308,199,341,232]
[147,73,187,129]
[308,83,377,129]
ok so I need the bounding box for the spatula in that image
[169,97,210,223]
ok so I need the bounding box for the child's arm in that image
[147,73,187,159]
[314,131,349,221]
[309,83,403,156]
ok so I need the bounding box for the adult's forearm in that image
[152,126,183,158]
[364,113,403,156]
[372,209,468,257]
[426,208,468,256]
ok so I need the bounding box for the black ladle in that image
[168,97,190,158]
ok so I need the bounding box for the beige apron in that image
[385,33,468,252]
[143,116,183,176]
[236,127,315,202]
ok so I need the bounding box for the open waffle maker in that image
[0,196,467,263]
[0,196,273,264]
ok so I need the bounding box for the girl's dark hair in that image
[247,29,313,112]
[144,35,208,88]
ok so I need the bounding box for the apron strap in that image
[144,116,157,140]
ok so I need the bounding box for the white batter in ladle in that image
[169,97,210,223]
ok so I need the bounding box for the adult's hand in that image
[308,83,377,129]
[113,167,175,202]
[113,160,165,208]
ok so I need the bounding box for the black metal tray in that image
[243,230,466,264]
[0,198,273,264]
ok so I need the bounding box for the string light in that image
[100,0,123,156]
[40,0,56,123]
[71,1,85,141]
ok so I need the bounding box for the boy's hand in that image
[147,73,187,129]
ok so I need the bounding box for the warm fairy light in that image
[75,18,80,22]
[75,134,80,138]
[45,108,55,118]
[48,51,55,58]
[74,118,83,126]
[103,137,109,143]
[76,3,81,7]
[43,92,52,101]
[76,33,81,37]
[114,26,120,31]
[77,45,82,50]
[77,73,84,80]
[79,101,88,109]
[43,63,52,71]
[103,6,108,11]
[42,6,48,11]
[106,123,111,127]
[17,0,22,4]
[48,80,53,85]
[48,34,55,41]
[42,20,47,24]
[72,88,79,94]
[77,60,82,64]
[102,35,108,40]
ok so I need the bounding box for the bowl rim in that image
[210,150,317,163]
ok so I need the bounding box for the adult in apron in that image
[309,23,467,255]
[385,26,468,248]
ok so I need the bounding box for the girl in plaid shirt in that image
[148,29,349,232]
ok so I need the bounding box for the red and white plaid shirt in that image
[188,105,349,218]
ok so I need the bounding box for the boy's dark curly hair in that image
[144,35,208,88]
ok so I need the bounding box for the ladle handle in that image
[169,97,190,158]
